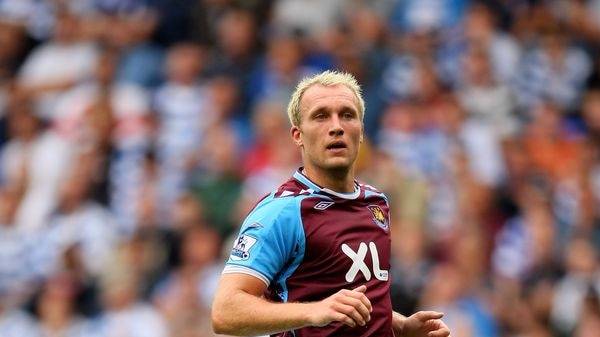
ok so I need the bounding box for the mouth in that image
[326,141,347,151]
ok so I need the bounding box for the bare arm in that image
[211,273,372,336]
[17,78,78,96]
[392,311,451,337]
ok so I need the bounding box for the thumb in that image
[352,285,367,293]
[415,311,444,322]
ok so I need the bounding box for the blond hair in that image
[287,70,365,126]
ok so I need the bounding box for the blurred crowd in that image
[2,0,600,336]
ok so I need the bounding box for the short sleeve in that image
[223,196,305,286]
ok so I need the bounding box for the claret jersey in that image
[223,168,393,337]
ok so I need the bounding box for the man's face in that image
[291,84,363,172]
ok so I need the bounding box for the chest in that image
[299,197,392,282]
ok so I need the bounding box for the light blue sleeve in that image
[223,195,305,286]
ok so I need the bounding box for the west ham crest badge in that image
[367,205,389,232]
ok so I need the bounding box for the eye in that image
[342,111,356,119]
[314,112,328,120]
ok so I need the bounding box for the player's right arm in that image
[211,273,372,336]
[211,194,372,336]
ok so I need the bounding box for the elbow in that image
[211,305,234,335]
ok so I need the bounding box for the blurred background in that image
[1,0,600,336]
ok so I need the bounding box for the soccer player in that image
[211,70,451,337]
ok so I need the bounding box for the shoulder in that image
[245,179,314,226]
[356,179,381,193]
[356,180,388,199]
[250,176,316,209]
[272,176,318,198]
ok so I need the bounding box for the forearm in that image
[212,288,314,336]
[20,78,77,96]
[212,274,372,336]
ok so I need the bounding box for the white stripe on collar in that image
[293,169,360,200]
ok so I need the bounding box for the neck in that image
[303,166,355,193]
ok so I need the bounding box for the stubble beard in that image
[317,156,355,181]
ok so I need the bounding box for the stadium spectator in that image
[153,42,212,224]
[3,2,600,336]
[17,10,98,120]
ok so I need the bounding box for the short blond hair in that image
[287,70,365,126]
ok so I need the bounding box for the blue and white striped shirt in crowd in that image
[0,224,43,306]
[0,309,41,337]
[513,45,592,113]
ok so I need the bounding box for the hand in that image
[393,311,451,337]
[307,285,372,328]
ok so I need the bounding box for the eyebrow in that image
[308,104,358,116]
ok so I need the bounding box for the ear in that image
[291,125,303,147]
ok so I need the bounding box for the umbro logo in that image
[314,201,334,210]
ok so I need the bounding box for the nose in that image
[328,115,344,136]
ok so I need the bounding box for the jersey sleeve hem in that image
[222,265,270,287]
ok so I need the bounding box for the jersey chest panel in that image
[278,195,393,337]
[287,195,391,297]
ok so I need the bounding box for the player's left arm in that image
[391,311,451,337]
